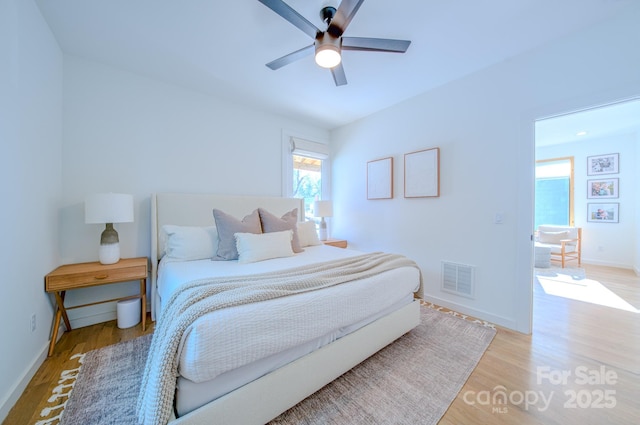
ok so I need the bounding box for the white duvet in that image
[157,245,421,384]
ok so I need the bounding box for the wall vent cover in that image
[441,261,475,298]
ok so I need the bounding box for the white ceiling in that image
[35,0,635,130]
[536,98,640,147]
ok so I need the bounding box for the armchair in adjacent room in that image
[535,225,582,268]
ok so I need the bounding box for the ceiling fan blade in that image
[342,37,411,53]
[258,0,320,39]
[331,63,347,86]
[328,0,365,37]
[266,44,314,70]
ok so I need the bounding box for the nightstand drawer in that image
[46,265,147,291]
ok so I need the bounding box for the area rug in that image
[45,305,495,425]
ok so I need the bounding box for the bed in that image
[145,192,422,425]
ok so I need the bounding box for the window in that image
[282,135,330,221]
[535,157,574,229]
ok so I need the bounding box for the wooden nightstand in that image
[45,257,148,356]
[323,239,347,248]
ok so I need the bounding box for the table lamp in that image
[85,193,134,264]
[313,200,333,241]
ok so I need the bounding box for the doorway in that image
[533,98,640,311]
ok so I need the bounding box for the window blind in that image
[290,137,329,159]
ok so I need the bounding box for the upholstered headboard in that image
[150,193,304,319]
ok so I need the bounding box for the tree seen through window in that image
[293,154,322,220]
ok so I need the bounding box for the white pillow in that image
[163,225,218,260]
[296,221,321,247]
[538,230,570,244]
[235,230,295,264]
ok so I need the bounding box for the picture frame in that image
[404,147,440,198]
[587,178,619,199]
[587,203,619,223]
[587,153,619,176]
[367,157,393,200]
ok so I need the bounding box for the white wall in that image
[537,132,637,269]
[636,131,640,274]
[0,0,63,421]
[59,56,329,327]
[330,2,640,332]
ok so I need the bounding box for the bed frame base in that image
[171,300,421,424]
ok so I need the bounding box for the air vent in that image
[441,261,475,298]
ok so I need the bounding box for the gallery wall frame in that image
[587,202,619,223]
[367,157,393,200]
[587,178,619,199]
[404,147,440,198]
[587,153,619,176]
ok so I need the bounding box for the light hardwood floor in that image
[442,263,639,425]
[4,264,639,424]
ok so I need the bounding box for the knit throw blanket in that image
[136,252,420,425]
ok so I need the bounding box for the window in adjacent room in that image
[283,136,330,221]
[534,156,574,229]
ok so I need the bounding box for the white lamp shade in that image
[313,200,333,218]
[85,193,134,224]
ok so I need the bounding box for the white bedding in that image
[158,245,420,384]
[157,244,421,418]
[158,244,370,304]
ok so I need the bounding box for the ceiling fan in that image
[258,0,411,86]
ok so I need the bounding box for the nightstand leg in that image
[140,278,147,331]
[48,307,62,357]
[55,291,72,331]
[48,291,70,357]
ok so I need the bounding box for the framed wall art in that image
[587,178,619,199]
[404,147,440,198]
[587,153,619,176]
[367,157,393,200]
[587,203,619,223]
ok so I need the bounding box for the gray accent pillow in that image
[258,208,304,253]
[212,209,262,260]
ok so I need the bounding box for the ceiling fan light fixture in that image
[259,0,411,85]
[315,34,341,68]
[315,46,341,68]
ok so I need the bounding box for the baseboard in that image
[423,295,516,330]
[581,258,635,270]
[68,300,152,329]
[0,340,49,424]
[70,311,117,329]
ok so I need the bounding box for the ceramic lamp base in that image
[99,242,120,264]
[319,218,328,241]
